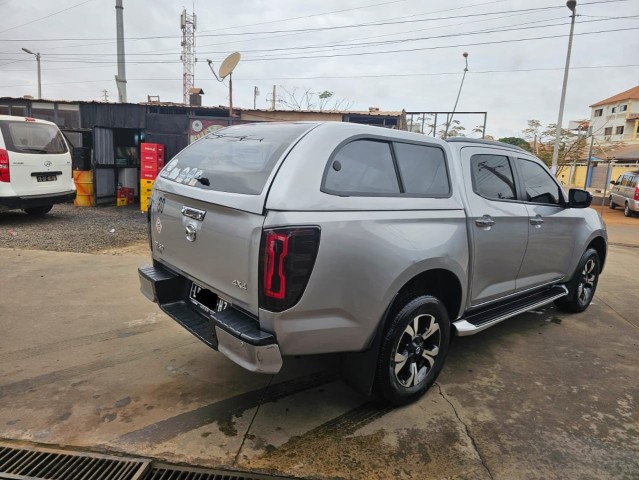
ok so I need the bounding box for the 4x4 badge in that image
[155,217,162,234]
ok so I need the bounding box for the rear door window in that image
[324,139,400,195]
[0,120,67,154]
[470,154,517,200]
[160,123,312,195]
[393,142,450,196]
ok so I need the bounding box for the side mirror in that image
[610,180,617,185]
[568,188,592,208]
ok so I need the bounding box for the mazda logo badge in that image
[44,161,52,167]
[185,224,197,242]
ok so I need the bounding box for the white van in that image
[0,115,75,215]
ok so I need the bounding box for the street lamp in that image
[22,47,41,100]
[443,52,469,139]
[551,0,577,175]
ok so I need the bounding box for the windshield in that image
[159,123,312,195]
[0,120,68,154]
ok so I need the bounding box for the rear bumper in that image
[0,190,75,209]
[138,263,282,374]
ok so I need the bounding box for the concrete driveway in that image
[0,245,637,480]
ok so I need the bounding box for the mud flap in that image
[340,300,394,396]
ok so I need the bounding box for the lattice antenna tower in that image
[180,7,197,104]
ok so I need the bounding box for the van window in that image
[160,123,312,195]
[393,142,449,195]
[324,140,400,195]
[0,120,68,154]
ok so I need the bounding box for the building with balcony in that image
[589,85,639,143]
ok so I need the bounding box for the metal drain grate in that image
[140,464,291,480]
[0,444,150,480]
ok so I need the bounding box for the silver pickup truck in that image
[139,122,607,405]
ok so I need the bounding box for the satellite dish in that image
[219,52,241,79]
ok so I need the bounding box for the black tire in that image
[608,196,616,209]
[375,295,450,406]
[624,203,633,217]
[24,205,53,216]
[554,248,600,313]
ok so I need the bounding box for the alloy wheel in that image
[393,313,441,388]
[577,258,596,305]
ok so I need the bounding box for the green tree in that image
[498,137,532,152]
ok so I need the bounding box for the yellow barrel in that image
[73,170,95,207]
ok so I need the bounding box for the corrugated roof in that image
[244,108,405,117]
[590,85,639,107]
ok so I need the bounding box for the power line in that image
[198,0,419,33]
[2,64,638,89]
[5,25,626,65]
[0,4,590,42]
[2,15,635,61]
[0,0,97,35]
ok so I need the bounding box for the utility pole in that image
[115,0,127,103]
[253,86,259,109]
[101,89,109,102]
[271,85,276,110]
[551,0,577,175]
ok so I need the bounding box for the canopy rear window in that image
[160,123,313,195]
[0,120,67,154]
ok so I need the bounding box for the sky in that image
[0,0,638,138]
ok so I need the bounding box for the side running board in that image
[453,285,569,336]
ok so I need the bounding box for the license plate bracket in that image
[189,282,230,315]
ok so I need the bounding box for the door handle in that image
[181,206,206,221]
[530,216,544,227]
[475,215,495,229]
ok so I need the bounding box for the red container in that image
[141,170,158,180]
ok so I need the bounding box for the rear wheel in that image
[608,196,616,209]
[555,248,600,313]
[24,205,53,216]
[375,295,450,406]
[624,202,633,217]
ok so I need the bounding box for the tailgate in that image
[0,118,73,196]
[8,151,73,196]
[151,189,264,316]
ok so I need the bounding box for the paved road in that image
[0,247,637,479]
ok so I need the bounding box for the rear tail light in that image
[634,187,639,201]
[0,149,9,182]
[259,226,321,312]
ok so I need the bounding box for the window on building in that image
[470,154,517,201]
[594,109,603,117]
[56,104,80,128]
[518,159,561,205]
[7,105,27,116]
[616,126,625,135]
[324,140,400,195]
[393,142,450,196]
[0,105,9,115]
[31,102,55,123]
[612,107,617,113]
[604,127,613,136]
[620,105,628,112]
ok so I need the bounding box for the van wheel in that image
[375,295,450,406]
[608,196,616,209]
[555,248,600,313]
[624,203,633,217]
[24,205,53,216]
